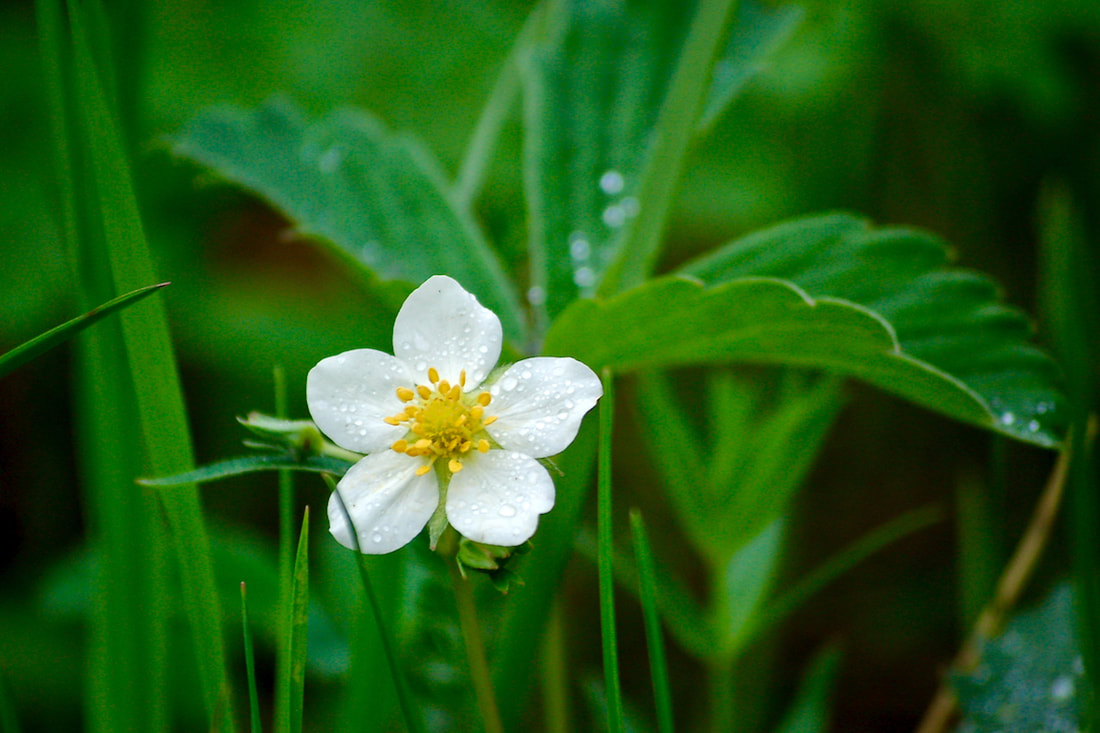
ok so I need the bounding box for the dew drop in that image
[499,504,517,518]
[527,285,546,306]
[600,169,624,195]
[1000,412,1016,426]
[620,196,640,217]
[602,204,626,228]
[574,267,596,288]
[1027,419,1040,432]
[371,532,383,544]
[570,237,591,261]
[501,376,518,391]
[1051,675,1075,701]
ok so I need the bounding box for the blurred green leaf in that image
[680,213,1067,446]
[953,582,1084,732]
[629,510,674,733]
[0,282,166,378]
[169,96,525,345]
[773,645,841,733]
[714,518,785,656]
[522,0,800,321]
[635,369,844,563]
[240,583,262,733]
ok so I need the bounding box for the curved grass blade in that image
[241,582,262,733]
[138,454,353,488]
[773,645,842,733]
[0,282,167,378]
[629,510,674,733]
[65,1,232,723]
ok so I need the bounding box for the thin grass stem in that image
[241,583,262,733]
[597,367,624,732]
[448,559,505,733]
[629,510,674,733]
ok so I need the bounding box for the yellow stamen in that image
[447,385,461,400]
[478,439,490,453]
[448,458,463,473]
[392,439,408,452]
[459,370,467,387]
[483,415,497,426]
[416,463,432,476]
[428,367,440,384]
[470,406,484,419]
[477,392,492,406]
[417,385,432,400]
[438,380,451,395]
[383,416,402,426]
[396,386,415,402]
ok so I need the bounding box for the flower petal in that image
[307,349,414,453]
[392,275,502,388]
[327,451,439,554]
[485,357,602,458]
[446,450,555,546]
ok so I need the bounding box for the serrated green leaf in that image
[545,274,1009,440]
[169,97,525,344]
[0,282,167,378]
[679,213,1067,446]
[953,582,1084,733]
[522,0,800,321]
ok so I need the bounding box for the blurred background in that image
[2,0,1098,729]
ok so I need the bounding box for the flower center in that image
[384,367,495,476]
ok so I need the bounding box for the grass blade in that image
[0,281,167,378]
[138,454,353,487]
[273,365,296,733]
[283,508,310,733]
[241,583,263,733]
[597,368,624,733]
[629,510,674,733]
[326,474,427,733]
[64,2,232,724]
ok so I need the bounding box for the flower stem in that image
[448,558,505,733]
[597,367,624,733]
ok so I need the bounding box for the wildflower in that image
[307,275,602,554]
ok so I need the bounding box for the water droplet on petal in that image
[501,376,518,391]
[371,532,383,544]
[499,504,517,518]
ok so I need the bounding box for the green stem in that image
[597,368,624,733]
[599,0,740,296]
[540,598,571,733]
[707,656,736,733]
[453,4,541,208]
[448,559,504,733]
[240,583,262,733]
[273,365,294,733]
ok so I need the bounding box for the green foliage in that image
[169,97,526,345]
[953,583,1085,732]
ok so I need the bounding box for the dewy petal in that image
[392,275,502,387]
[307,349,415,453]
[446,450,555,546]
[327,451,439,554]
[485,357,602,458]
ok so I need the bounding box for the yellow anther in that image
[448,385,462,400]
[417,385,432,400]
[477,392,492,406]
[470,406,484,419]
[448,458,464,473]
[416,463,432,476]
[483,415,498,426]
[383,416,403,426]
[459,370,467,387]
[454,414,468,427]
[414,438,432,450]
[392,439,408,452]
[428,367,440,383]
[411,424,426,436]
[477,439,490,453]
[396,386,415,402]
[438,380,451,395]
[459,440,472,452]
[404,405,419,417]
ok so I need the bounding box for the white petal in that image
[446,450,555,546]
[307,349,415,453]
[327,451,439,554]
[392,275,502,388]
[485,357,602,458]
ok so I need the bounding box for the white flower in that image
[307,275,602,554]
